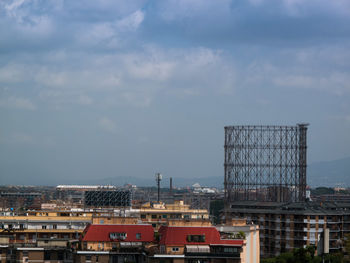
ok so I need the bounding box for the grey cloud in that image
[98,117,118,133]
[0,97,36,110]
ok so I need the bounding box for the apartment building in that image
[227,201,350,257]
[151,225,244,263]
[139,200,210,229]
[0,210,92,262]
[216,219,260,263]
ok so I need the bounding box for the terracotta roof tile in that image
[158,226,243,247]
[82,224,154,242]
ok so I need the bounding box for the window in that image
[151,214,157,219]
[53,224,57,229]
[58,251,64,260]
[223,247,237,253]
[100,220,104,224]
[136,233,141,240]
[184,215,190,219]
[95,256,99,262]
[20,224,24,230]
[141,214,146,219]
[152,224,157,228]
[187,235,205,242]
[42,225,47,229]
[109,232,127,240]
[23,251,28,257]
[172,247,179,252]
[44,251,51,260]
[85,255,91,262]
[162,215,167,219]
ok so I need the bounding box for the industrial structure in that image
[224,124,308,203]
[84,189,132,208]
[223,123,350,257]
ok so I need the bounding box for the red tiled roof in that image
[82,224,154,242]
[158,226,243,247]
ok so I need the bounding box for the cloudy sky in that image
[1,0,350,185]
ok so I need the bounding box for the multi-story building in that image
[216,219,260,263]
[0,210,92,262]
[151,225,245,263]
[75,221,253,263]
[75,224,155,263]
[227,201,350,257]
[139,201,210,229]
[0,211,91,242]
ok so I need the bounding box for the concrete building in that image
[151,225,244,263]
[75,224,155,263]
[216,219,260,263]
[0,212,91,242]
[0,210,92,262]
[227,201,350,257]
[139,201,209,229]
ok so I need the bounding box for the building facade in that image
[227,201,350,257]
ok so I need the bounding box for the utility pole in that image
[155,173,162,202]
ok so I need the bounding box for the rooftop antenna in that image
[155,173,162,202]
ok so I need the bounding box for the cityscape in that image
[1,124,350,262]
[1,0,350,263]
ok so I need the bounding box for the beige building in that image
[216,219,260,263]
[140,200,209,229]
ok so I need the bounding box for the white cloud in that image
[98,117,117,133]
[0,46,238,108]
[0,97,36,110]
[159,0,231,21]
[125,55,175,81]
[18,15,53,36]
[4,0,26,19]
[0,63,30,83]
[116,10,144,31]
[77,22,118,48]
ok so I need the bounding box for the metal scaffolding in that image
[224,124,308,203]
[84,190,132,207]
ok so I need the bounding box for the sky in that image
[0,0,350,186]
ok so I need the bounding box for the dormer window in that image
[109,232,127,240]
[187,235,205,242]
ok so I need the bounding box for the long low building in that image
[0,212,92,244]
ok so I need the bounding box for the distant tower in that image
[224,124,308,203]
[155,173,162,202]
[170,177,173,195]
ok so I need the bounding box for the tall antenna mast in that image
[155,173,162,202]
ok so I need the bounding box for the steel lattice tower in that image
[224,124,308,203]
[84,190,132,207]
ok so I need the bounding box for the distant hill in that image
[52,157,350,188]
[307,157,350,187]
[85,175,225,189]
[2,157,349,188]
